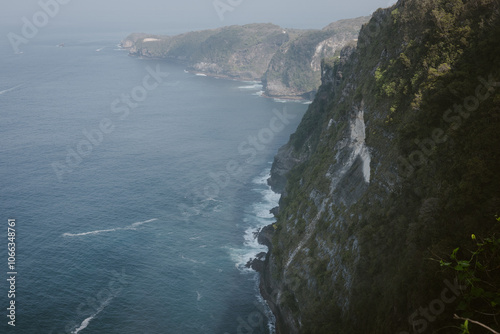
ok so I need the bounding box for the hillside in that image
[263,16,369,99]
[256,0,500,333]
[121,18,369,99]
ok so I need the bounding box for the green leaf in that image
[462,319,469,334]
[458,260,470,267]
[440,260,452,267]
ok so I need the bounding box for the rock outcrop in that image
[262,16,369,99]
[121,17,370,99]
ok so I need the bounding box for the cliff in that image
[260,0,500,333]
[122,24,288,81]
[263,16,369,100]
[121,18,369,98]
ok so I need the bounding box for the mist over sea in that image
[0,30,307,333]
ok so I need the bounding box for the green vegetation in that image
[263,17,370,98]
[124,23,288,80]
[264,30,335,94]
[123,18,369,97]
[266,0,500,333]
[440,219,500,333]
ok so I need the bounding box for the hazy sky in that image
[2,0,397,34]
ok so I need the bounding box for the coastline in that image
[238,170,286,334]
[177,67,314,102]
[121,47,315,102]
[250,220,288,334]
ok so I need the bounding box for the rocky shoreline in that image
[247,223,288,334]
[121,49,314,101]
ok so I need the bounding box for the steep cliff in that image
[261,0,500,333]
[263,16,369,99]
[121,17,368,97]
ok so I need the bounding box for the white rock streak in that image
[284,200,327,270]
[350,109,371,183]
[282,107,370,294]
[328,107,371,196]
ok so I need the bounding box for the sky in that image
[1,0,398,35]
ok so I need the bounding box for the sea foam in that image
[72,295,113,334]
[229,168,279,271]
[0,84,23,95]
[62,218,158,237]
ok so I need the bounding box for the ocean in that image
[0,29,307,333]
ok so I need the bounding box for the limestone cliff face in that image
[268,43,357,194]
[260,0,500,333]
[262,16,369,99]
[263,43,368,333]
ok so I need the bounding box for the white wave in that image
[62,218,158,237]
[250,169,280,218]
[274,98,308,104]
[243,226,267,251]
[196,291,202,301]
[262,188,280,204]
[303,101,313,105]
[252,173,269,186]
[0,84,23,95]
[255,290,276,333]
[227,245,260,272]
[195,73,207,77]
[228,224,268,271]
[238,84,263,90]
[252,90,264,96]
[72,296,113,334]
[229,168,280,272]
[73,315,93,334]
[62,228,118,237]
[228,219,270,270]
[181,254,206,265]
[252,196,279,219]
[129,218,158,228]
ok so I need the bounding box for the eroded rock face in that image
[267,45,357,195]
[262,16,370,99]
[259,1,500,333]
[268,143,309,194]
[263,52,369,333]
[121,17,370,98]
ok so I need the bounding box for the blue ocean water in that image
[0,30,307,333]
